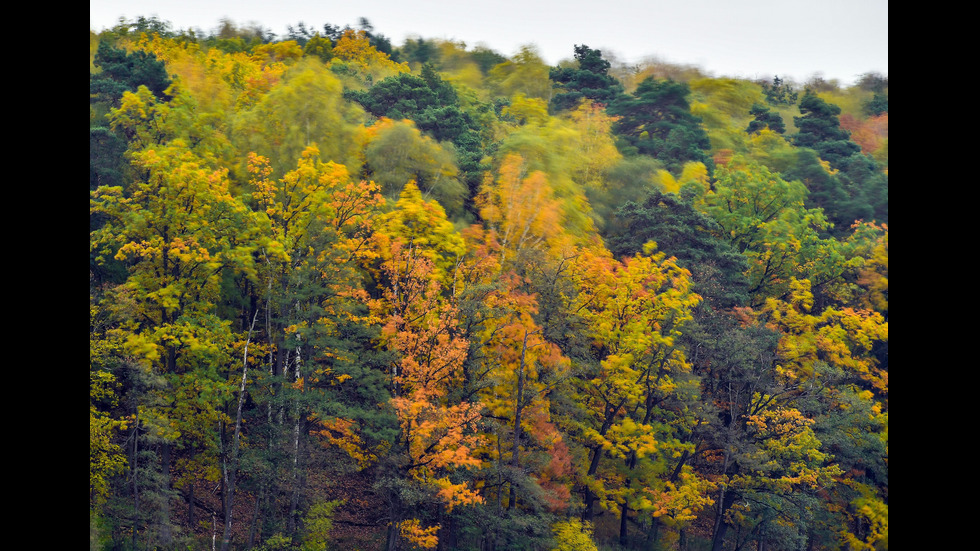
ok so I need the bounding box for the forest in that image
[90,16,888,551]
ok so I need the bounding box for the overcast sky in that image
[90,0,887,87]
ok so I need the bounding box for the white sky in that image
[90,0,887,87]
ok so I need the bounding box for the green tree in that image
[346,64,488,204]
[232,57,365,175]
[698,158,851,307]
[302,33,333,62]
[548,45,625,112]
[793,92,861,170]
[91,139,261,549]
[760,75,798,106]
[746,103,786,134]
[361,118,469,218]
[607,77,713,174]
[607,188,750,310]
[90,39,173,106]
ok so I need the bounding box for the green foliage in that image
[746,103,786,134]
[346,63,489,202]
[90,40,172,106]
[761,75,799,105]
[607,77,713,174]
[793,91,861,169]
[863,92,888,116]
[89,21,887,551]
[363,118,468,217]
[549,45,626,113]
[606,188,750,309]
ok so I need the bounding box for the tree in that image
[760,75,798,106]
[375,241,485,550]
[232,58,366,175]
[91,39,173,106]
[746,103,786,134]
[487,45,553,101]
[302,33,333,62]
[607,77,713,174]
[360,118,468,218]
[328,28,408,83]
[566,246,707,546]
[346,64,488,204]
[549,45,625,113]
[697,158,850,307]
[240,145,390,549]
[91,139,262,549]
[793,92,861,170]
[477,153,568,263]
[607,188,750,310]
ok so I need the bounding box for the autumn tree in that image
[232,58,366,175]
[566,246,708,547]
[359,118,468,218]
[91,138,262,549]
[375,241,485,550]
[606,187,750,310]
[237,145,391,547]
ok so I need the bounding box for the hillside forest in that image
[90,16,888,551]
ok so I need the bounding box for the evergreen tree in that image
[90,40,172,106]
[792,91,861,170]
[606,188,750,309]
[345,64,488,209]
[548,44,625,112]
[761,75,798,105]
[607,77,713,174]
[746,103,786,134]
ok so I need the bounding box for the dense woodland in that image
[90,16,888,551]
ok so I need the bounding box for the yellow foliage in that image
[399,519,440,549]
[329,29,409,79]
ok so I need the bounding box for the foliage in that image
[549,45,625,113]
[89,18,887,550]
[607,77,713,174]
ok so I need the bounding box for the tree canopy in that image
[90,18,888,551]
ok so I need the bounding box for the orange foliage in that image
[840,113,888,155]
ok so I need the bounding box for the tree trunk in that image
[619,501,630,547]
[711,488,737,551]
[645,516,661,550]
[508,329,533,511]
[219,310,258,551]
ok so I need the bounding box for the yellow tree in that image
[91,139,261,549]
[567,245,709,545]
[376,181,467,284]
[487,45,553,100]
[232,57,366,176]
[712,278,888,550]
[565,99,622,193]
[477,153,571,264]
[328,28,409,85]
